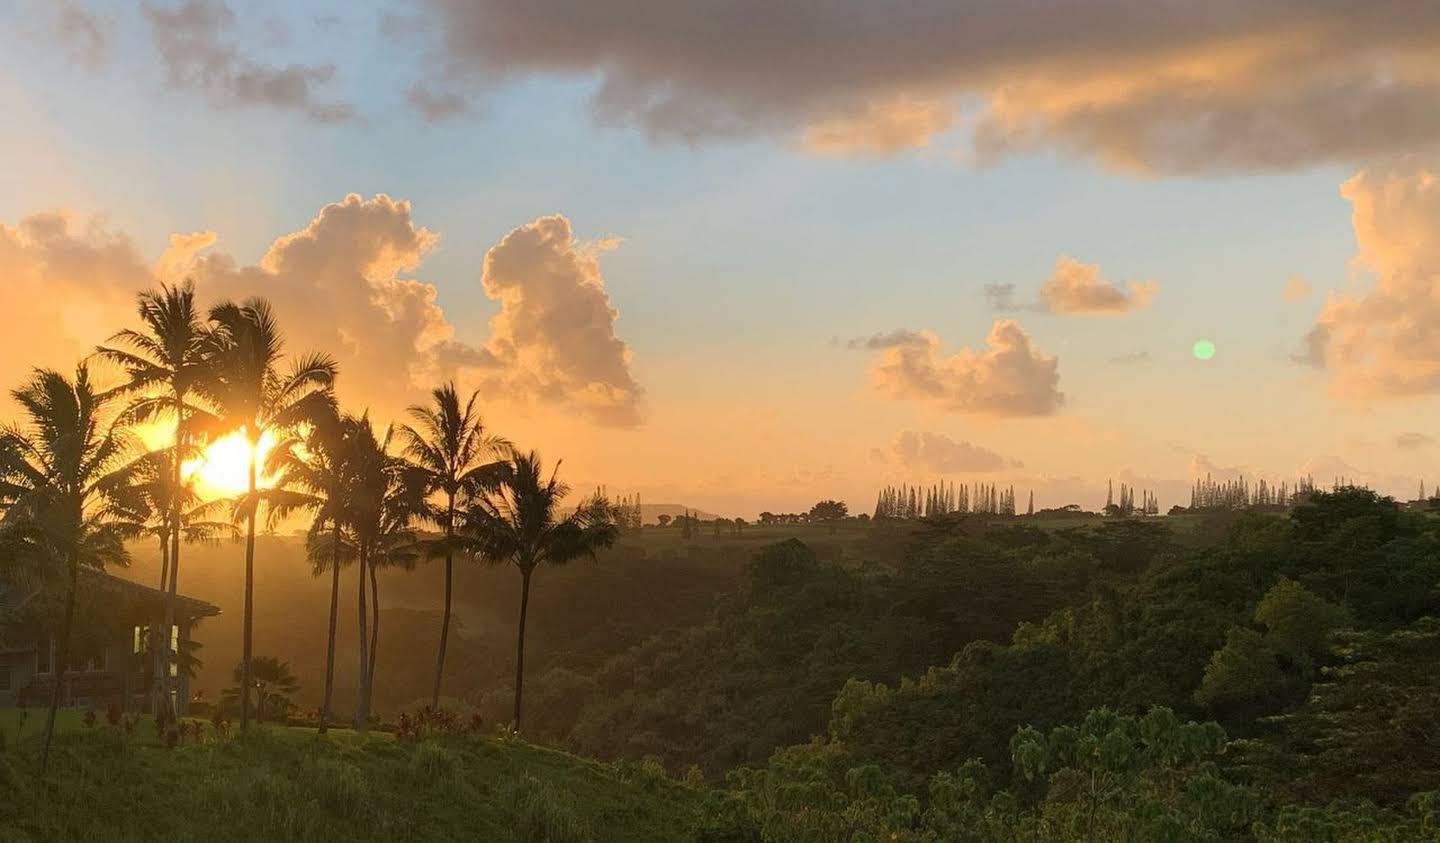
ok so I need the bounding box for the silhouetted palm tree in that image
[465,452,617,731]
[222,656,300,724]
[397,384,508,709]
[265,402,351,733]
[108,447,232,711]
[0,366,134,772]
[201,299,336,731]
[346,414,421,729]
[97,281,216,716]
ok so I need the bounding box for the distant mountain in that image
[641,503,723,523]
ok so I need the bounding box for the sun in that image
[183,431,279,499]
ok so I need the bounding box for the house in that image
[0,569,220,715]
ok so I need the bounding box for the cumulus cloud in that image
[179,194,471,413]
[874,431,1008,473]
[0,198,643,425]
[869,319,1063,416]
[144,0,354,121]
[1396,432,1435,450]
[1038,256,1157,315]
[476,215,644,427]
[0,212,155,390]
[1300,161,1440,399]
[1282,275,1312,303]
[412,0,1440,172]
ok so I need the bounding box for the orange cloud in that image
[0,198,643,426]
[869,319,1063,416]
[1300,162,1440,399]
[873,431,1010,473]
[1038,256,1157,315]
[803,97,956,156]
[476,215,644,427]
[1282,275,1311,303]
[0,211,153,390]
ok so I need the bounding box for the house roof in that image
[0,568,220,619]
[83,570,221,619]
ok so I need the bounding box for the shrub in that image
[312,758,371,819]
[410,741,456,784]
[501,774,594,843]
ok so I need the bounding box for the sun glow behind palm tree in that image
[183,431,280,499]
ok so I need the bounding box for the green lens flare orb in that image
[1192,339,1216,360]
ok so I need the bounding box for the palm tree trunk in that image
[152,536,170,716]
[240,446,257,732]
[354,548,369,731]
[512,566,533,731]
[163,401,184,720]
[430,498,455,710]
[319,525,341,734]
[40,556,79,775]
[366,560,379,720]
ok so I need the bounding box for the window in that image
[169,625,179,678]
[133,625,145,655]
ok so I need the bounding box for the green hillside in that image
[0,719,699,842]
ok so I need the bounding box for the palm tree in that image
[266,404,353,733]
[0,366,134,772]
[465,452,617,731]
[397,384,508,710]
[107,448,232,712]
[201,299,336,731]
[222,656,300,724]
[96,281,216,718]
[346,414,421,728]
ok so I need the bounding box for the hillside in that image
[109,521,876,721]
[0,716,699,842]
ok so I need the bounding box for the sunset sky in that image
[3,1,1439,516]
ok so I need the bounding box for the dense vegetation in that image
[4,278,1440,840]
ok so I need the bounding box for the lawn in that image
[0,712,702,842]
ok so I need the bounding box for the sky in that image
[2,0,1439,517]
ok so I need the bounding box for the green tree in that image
[397,384,507,710]
[466,452,618,730]
[201,298,336,731]
[0,366,134,772]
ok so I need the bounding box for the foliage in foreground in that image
[700,706,1440,842]
[0,724,699,843]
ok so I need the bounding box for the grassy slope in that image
[0,716,699,842]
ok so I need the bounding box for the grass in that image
[0,713,702,842]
